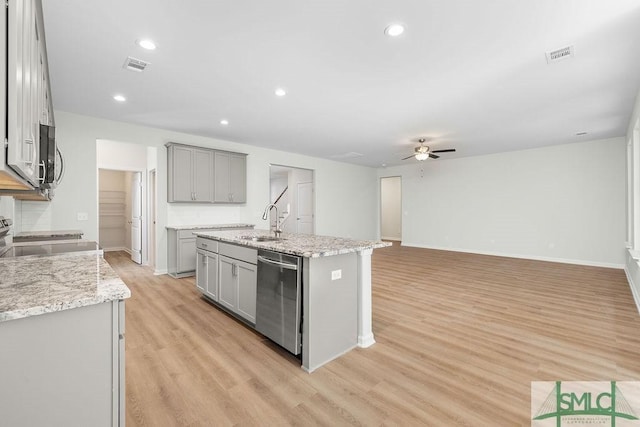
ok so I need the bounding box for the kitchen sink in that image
[238,235,284,242]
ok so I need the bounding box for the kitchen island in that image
[166,223,254,277]
[193,229,390,372]
[0,252,130,426]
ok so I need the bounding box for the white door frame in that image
[148,169,157,270]
[97,167,147,263]
[380,176,402,242]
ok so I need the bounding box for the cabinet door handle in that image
[38,161,46,183]
[232,263,237,277]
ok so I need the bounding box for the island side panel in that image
[0,302,120,427]
[302,252,358,372]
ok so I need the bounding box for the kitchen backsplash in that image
[0,197,15,221]
[13,200,53,233]
[167,204,248,227]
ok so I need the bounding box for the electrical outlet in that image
[77,212,88,221]
[331,269,342,281]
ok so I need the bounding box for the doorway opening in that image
[380,176,402,242]
[269,165,315,234]
[98,169,142,264]
[96,139,157,268]
[148,169,157,270]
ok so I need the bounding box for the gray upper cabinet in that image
[1,0,54,190]
[167,143,214,202]
[214,151,247,203]
[167,142,246,204]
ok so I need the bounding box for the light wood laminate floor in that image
[105,244,640,426]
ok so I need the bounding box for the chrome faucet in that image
[262,203,282,237]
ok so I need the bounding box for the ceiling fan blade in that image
[401,155,415,160]
[431,148,456,153]
[429,153,440,159]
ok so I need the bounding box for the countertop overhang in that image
[0,252,130,322]
[165,223,254,231]
[193,229,390,258]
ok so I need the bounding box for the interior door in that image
[130,172,142,264]
[296,181,314,234]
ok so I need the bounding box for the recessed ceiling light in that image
[136,39,156,50]
[384,23,405,37]
[275,88,287,97]
[113,94,126,102]
[220,119,229,126]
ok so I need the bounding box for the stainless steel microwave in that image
[39,123,64,188]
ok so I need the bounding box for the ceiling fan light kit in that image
[402,138,456,162]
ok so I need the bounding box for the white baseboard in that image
[381,236,401,241]
[102,246,129,253]
[154,268,168,276]
[401,242,625,269]
[624,265,640,315]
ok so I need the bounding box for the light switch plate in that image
[331,269,342,280]
[77,212,88,221]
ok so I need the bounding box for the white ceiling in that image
[41,0,640,167]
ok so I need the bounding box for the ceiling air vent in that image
[545,46,574,64]
[123,56,150,72]
[331,152,364,159]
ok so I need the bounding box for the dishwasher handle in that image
[257,255,298,270]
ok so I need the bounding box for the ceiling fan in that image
[402,138,456,161]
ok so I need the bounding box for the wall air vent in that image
[545,46,574,64]
[123,56,150,72]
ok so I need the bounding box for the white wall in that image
[624,88,640,310]
[380,176,401,241]
[35,111,378,273]
[378,137,627,267]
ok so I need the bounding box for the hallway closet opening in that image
[98,169,142,263]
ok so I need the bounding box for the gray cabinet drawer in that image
[196,238,218,253]
[178,230,197,239]
[219,242,257,264]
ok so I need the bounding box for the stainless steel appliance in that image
[39,123,64,189]
[256,249,302,355]
[0,216,100,258]
[0,216,13,258]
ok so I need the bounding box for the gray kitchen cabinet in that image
[236,259,257,323]
[0,300,125,427]
[179,235,197,273]
[214,151,247,203]
[196,249,218,300]
[195,238,255,323]
[167,225,253,278]
[167,143,214,202]
[217,242,257,323]
[1,0,54,190]
[219,256,257,324]
[167,142,246,204]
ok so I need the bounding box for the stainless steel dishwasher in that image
[256,249,302,355]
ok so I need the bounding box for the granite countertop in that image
[0,252,130,322]
[165,223,255,230]
[194,229,391,258]
[14,229,83,240]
